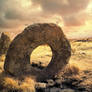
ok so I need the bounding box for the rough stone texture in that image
[60,89,75,92]
[35,71,92,92]
[4,23,71,80]
[0,32,11,56]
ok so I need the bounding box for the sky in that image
[0,0,92,39]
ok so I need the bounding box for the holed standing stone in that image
[4,23,71,80]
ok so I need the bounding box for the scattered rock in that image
[55,78,62,87]
[61,89,75,92]
[36,82,47,89]
[49,87,61,92]
[47,79,55,87]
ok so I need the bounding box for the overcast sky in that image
[0,0,92,39]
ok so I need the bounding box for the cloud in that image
[5,9,23,20]
[0,0,91,39]
[32,0,90,15]
[31,0,90,27]
[0,0,42,29]
[63,12,88,26]
[0,0,90,28]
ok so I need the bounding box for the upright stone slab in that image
[0,32,11,56]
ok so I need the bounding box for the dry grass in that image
[64,64,80,76]
[70,41,92,70]
[0,61,36,92]
[0,62,4,71]
[0,55,5,73]
[20,77,35,92]
[0,54,5,62]
[0,71,36,92]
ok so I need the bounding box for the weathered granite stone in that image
[35,82,47,89]
[4,23,71,80]
[0,32,11,56]
[47,79,55,87]
[61,89,75,92]
[49,87,61,92]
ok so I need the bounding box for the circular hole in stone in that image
[31,44,52,69]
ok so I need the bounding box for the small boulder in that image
[61,89,75,92]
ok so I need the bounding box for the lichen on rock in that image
[0,32,11,56]
[4,23,71,81]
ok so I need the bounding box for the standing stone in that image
[4,23,71,81]
[0,32,11,56]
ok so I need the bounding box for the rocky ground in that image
[31,63,92,92]
[30,40,92,92]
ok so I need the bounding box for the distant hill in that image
[69,38,92,42]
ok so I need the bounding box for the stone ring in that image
[4,23,71,80]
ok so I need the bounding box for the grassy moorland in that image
[31,40,92,71]
[0,40,92,92]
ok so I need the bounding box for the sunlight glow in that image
[21,0,32,8]
[31,6,42,12]
[86,1,92,15]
